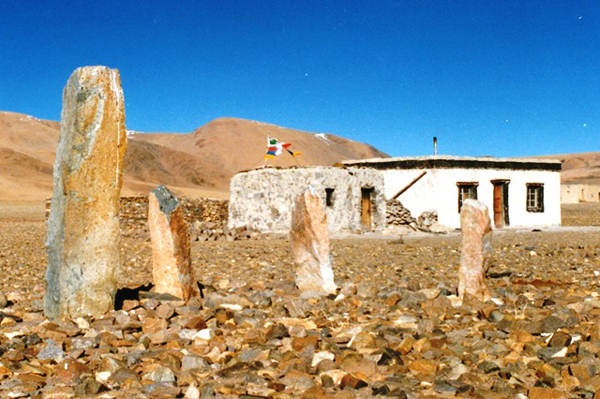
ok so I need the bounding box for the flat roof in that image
[341,155,562,171]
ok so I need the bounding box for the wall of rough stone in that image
[228,166,386,233]
[48,197,229,225]
[47,196,233,240]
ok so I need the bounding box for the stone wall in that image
[46,196,254,241]
[48,197,229,225]
[119,197,229,226]
[228,166,386,233]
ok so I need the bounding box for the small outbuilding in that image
[561,184,600,204]
[228,166,386,233]
[342,156,562,229]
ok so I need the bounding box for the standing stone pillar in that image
[290,186,337,294]
[45,66,127,320]
[458,199,492,301]
[148,185,199,301]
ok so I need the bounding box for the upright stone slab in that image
[290,186,337,294]
[458,199,492,301]
[45,66,126,320]
[148,185,199,301]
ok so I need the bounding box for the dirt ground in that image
[1,201,597,295]
[0,201,598,397]
[561,203,600,227]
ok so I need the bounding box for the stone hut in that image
[228,166,385,233]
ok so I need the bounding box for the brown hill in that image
[0,111,388,200]
[133,118,388,174]
[535,152,600,184]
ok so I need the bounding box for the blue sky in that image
[0,1,598,157]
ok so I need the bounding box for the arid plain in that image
[0,199,598,397]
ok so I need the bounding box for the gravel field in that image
[562,203,600,227]
[0,202,598,397]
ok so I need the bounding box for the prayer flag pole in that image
[264,134,270,167]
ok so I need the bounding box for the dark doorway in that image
[492,180,510,228]
[361,188,374,230]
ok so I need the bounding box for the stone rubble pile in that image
[417,210,439,229]
[386,200,417,227]
[386,200,446,233]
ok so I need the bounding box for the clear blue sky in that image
[1,1,598,157]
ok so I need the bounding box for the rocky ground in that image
[562,204,600,227]
[0,203,598,398]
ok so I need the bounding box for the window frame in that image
[457,182,479,213]
[325,188,335,207]
[526,183,544,213]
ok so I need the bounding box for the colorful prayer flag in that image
[264,137,298,160]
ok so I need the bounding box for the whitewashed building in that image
[561,184,600,204]
[342,156,562,229]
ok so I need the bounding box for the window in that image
[457,182,478,212]
[526,183,544,212]
[325,188,335,207]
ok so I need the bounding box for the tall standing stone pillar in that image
[45,66,127,320]
[148,185,199,301]
[290,186,338,294]
[458,199,492,302]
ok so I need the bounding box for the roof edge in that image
[341,156,561,172]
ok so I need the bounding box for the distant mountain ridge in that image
[2,110,597,201]
[534,152,600,185]
[0,111,388,200]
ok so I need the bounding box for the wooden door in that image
[361,188,373,230]
[493,182,509,228]
[493,184,503,227]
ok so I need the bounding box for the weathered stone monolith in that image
[45,66,126,320]
[148,185,199,301]
[458,199,492,301]
[290,186,337,294]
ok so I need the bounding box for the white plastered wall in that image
[383,168,561,229]
[561,184,600,204]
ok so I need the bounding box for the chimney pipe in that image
[433,137,438,155]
